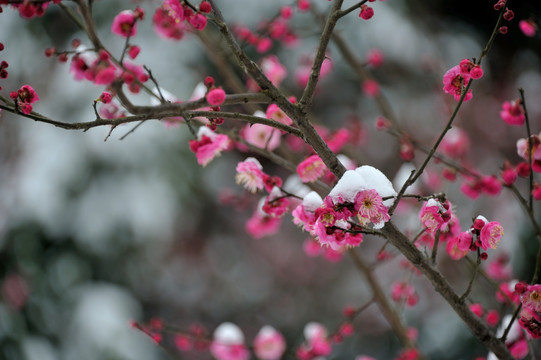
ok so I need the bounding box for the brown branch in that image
[381,222,512,359]
[298,0,344,112]
[208,0,346,179]
[349,250,416,350]
[184,110,304,138]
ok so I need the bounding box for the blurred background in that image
[1,0,541,359]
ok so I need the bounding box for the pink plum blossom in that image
[266,104,292,126]
[359,5,374,20]
[355,189,389,229]
[521,284,541,313]
[479,221,504,250]
[419,199,448,234]
[10,84,39,114]
[206,88,226,106]
[245,208,282,239]
[442,65,472,102]
[500,99,525,126]
[241,112,281,150]
[253,326,286,360]
[292,191,323,234]
[188,126,230,166]
[297,155,326,183]
[111,10,138,38]
[366,48,384,67]
[440,127,470,159]
[260,56,287,88]
[262,187,289,218]
[296,322,332,360]
[235,157,266,193]
[391,282,419,307]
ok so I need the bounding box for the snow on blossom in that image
[253,326,286,360]
[262,187,289,217]
[296,322,332,360]
[292,191,323,233]
[500,99,525,126]
[235,157,266,193]
[355,165,397,207]
[210,322,250,360]
[488,315,529,360]
[442,65,472,102]
[241,111,281,150]
[328,170,367,203]
[297,155,326,183]
[419,199,449,234]
[189,126,230,166]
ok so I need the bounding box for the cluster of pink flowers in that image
[152,0,211,41]
[235,157,292,238]
[447,215,504,260]
[234,4,298,54]
[111,7,145,38]
[189,126,230,167]
[391,281,419,307]
[442,59,483,102]
[5,0,60,19]
[293,166,395,251]
[207,322,286,360]
[9,84,39,115]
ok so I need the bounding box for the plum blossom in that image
[209,322,250,360]
[262,187,289,218]
[391,282,419,307]
[253,326,286,360]
[292,191,323,233]
[500,99,525,125]
[440,127,470,159]
[246,206,282,239]
[442,65,472,102]
[189,126,230,166]
[297,155,326,183]
[419,199,450,234]
[10,84,39,114]
[235,157,266,193]
[296,322,332,360]
[241,111,281,151]
[266,104,292,126]
[111,8,144,38]
[355,189,390,229]
[207,88,226,106]
[479,221,504,250]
